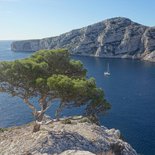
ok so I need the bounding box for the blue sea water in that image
[0,41,155,155]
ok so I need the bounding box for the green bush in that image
[79,117,91,123]
[61,119,72,124]
[0,128,7,132]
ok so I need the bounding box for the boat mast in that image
[107,63,109,72]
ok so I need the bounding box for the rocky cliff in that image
[0,116,137,155]
[11,17,155,62]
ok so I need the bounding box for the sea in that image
[0,41,155,155]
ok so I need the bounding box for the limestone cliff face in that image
[11,39,40,52]
[11,17,155,62]
[0,116,137,155]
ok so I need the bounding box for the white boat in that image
[104,63,110,76]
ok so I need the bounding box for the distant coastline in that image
[11,17,155,63]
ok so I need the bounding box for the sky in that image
[0,0,155,40]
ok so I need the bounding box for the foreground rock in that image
[0,116,137,155]
[11,17,155,62]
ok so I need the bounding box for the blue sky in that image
[0,0,155,40]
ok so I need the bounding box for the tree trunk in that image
[33,121,41,132]
[55,101,64,121]
[33,111,44,132]
[23,98,48,132]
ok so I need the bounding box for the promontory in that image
[11,17,155,62]
[0,116,137,155]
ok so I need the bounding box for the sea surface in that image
[0,41,155,155]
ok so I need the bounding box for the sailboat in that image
[104,63,110,76]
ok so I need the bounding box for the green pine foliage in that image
[0,49,110,132]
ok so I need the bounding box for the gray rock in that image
[59,150,96,155]
[0,116,137,155]
[11,39,40,52]
[11,17,155,62]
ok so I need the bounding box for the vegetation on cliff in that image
[0,49,110,132]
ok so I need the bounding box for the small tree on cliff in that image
[0,49,110,132]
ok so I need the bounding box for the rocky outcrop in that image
[11,39,40,52]
[11,17,155,62]
[0,116,137,155]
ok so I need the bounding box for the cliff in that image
[11,17,155,62]
[0,116,137,155]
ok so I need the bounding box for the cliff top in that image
[0,116,137,155]
[13,17,148,41]
[11,16,155,62]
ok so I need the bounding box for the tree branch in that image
[39,95,47,111]
[55,101,65,120]
[23,98,37,113]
